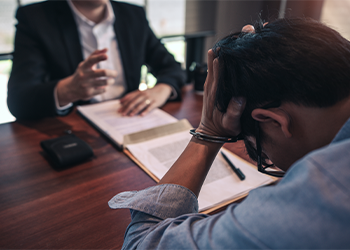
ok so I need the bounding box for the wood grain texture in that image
[0,84,253,249]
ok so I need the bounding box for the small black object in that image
[40,135,93,168]
[221,151,246,181]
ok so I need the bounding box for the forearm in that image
[158,137,223,196]
[7,76,62,119]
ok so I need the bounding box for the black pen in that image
[221,151,246,181]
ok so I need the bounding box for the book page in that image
[126,131,275,212]
[77,100,178,147]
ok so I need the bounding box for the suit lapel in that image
[56,1,83,72]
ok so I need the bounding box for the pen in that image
[221,151,246,181]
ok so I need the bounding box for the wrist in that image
[190,128,244,144]
[191,135,224,148]
[56,76,76,106]
[155,83,172,96]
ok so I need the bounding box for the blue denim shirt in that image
[109,118,350,249]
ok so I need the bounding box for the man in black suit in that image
[7,0,185,120]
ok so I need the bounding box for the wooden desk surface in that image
[0,85,249,249]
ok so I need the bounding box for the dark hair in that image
[212,17,350,163]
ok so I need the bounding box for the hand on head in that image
[118,83,172,116]
[196,49,245,138]
[56,48,117,106]
[196,22,268,138]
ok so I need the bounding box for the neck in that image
[290,96,350,155]
[71,0,107,24]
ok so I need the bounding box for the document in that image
[77,100,178,148]
[124,122,275,213]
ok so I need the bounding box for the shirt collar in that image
[67,0,115,27]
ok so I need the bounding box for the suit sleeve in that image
[7,6,72,120]
[142,10,186,100]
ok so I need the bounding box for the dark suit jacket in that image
[8,0,185,120]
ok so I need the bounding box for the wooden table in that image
[0,85,249,249]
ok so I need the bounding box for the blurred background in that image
[1,0,349,124]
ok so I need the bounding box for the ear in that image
[251,109,292,138]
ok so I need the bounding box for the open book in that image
[78,100,275,213]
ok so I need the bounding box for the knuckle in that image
[141,92,150,98]
[77,71,84,79]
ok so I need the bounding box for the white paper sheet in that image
[126,131,274,212]
[77,100,178,147]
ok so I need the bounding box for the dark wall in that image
[284,0,324,19]
[183,0,324,64]
[185,0,217,35]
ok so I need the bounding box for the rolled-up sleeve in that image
[108,183,268,249]
[108,184,200,249]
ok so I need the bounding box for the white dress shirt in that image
[55,0,126,110]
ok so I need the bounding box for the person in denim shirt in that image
[109,18,350,249]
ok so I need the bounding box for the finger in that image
[140,101,157,116]
[205,57,220,102]
[117,91,139,113]
[227,97,246,116]
[87,68,118,78]
[93,86,107,95]
[224,97,246,136]
[207,49,216,81]
[212,58,220,91]
[119,91,139,105]
[81,86,106,100]
[91,48,108,56]
[242,24,255,33]
[82,53,108,69]
[203,49,216,96]
[86,77,115,88]
[263,22,268,27]
[129,98,152,116]
[106,77,115,85]
[120,94,146,116]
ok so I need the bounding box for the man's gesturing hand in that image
[56,48,117,106]
[196,49,245,139]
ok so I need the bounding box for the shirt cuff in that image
[54,86,73,111]
[108,184,199,220]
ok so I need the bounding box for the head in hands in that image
[212,17,350,172]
